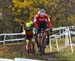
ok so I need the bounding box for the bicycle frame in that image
[38,28,47,55]
[40,29,46,46]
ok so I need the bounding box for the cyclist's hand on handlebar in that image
[45,28,52,32]
[45,28,50,32]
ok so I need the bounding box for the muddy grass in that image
[0,41,75,61]
[0,42,59,60]
[0,42,42,59]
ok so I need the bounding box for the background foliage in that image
[0,0,75,33]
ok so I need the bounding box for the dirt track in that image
[0,42,62,61]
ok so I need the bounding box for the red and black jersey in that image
[33,13,52,29]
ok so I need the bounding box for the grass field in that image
[0,37,75,61]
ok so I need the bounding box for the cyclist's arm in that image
[33,16,39,29]
[47,17,52,29]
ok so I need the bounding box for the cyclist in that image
[18,20,25,38]
[33,9,52,55]
[19,20,25,33]
[25,20,35,54]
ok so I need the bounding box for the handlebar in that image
[40,28,52,33]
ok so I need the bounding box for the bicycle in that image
[37,28,50,55]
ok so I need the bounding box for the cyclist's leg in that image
[31,40,35,53]
[29,40,32,53]
[25,39,30,53]
[37,33,41,46]
[35,33,39,48]
[26,38,32,54]
[37,33,41,52]
[28,37,34,54]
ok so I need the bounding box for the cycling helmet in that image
[26,21,33,27]
[39,9,46,16]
